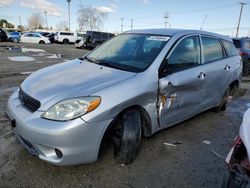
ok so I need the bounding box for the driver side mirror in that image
[159,58,172,78]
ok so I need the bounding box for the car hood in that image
[21,59,136,110]
[239,108,250,159]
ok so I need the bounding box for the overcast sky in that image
[0,0,250,36]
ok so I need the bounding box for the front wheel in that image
[39,40,45,44]
[13,38,19,43]
[112,109,141,164]
[214,89,229,112]
[63,39,69,44]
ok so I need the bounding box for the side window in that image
[33,34,40,38]
[201,36,224,63]
[244,40,250,50]
[167,35,201,72]
[222,40,238,57]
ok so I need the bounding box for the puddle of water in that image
[21,48,45,53]
[32,53,47,57]
[3,46,45,53]
[0,87,18,95]
[6,46,22,53]
[46,54,65,59]
[8,56,35,62]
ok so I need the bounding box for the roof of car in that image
[125,28,232,42]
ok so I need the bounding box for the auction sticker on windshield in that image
[147,36,170,41]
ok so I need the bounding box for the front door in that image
[158,35,207,128]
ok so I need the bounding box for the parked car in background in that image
[0,28,8,42]
[6,29,242,166]
[20,33,50,44]
[9,31,21,43]
[75,34,86,48]
[82,31,115,49]
[39,32,51,37]
[46,33,55,43]
[224,108,250,188]
[233,37,250,76]
[54,31,77,44]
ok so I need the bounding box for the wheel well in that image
[104,105,152,139]
[229,80,240,96]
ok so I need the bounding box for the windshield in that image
[86,34,170,72]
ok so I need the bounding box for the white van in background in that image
[54,31,78,44]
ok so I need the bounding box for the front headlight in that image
[42,97,101,121]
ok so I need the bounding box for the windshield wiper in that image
[80,56,100,64]
[80,57,128,71]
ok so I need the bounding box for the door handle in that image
[198,72,206,80]
[224,65,231,71]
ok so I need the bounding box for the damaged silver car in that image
[6,29,242,165]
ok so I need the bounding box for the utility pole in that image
[121,17,124,33]
[66,0,71,31]
[130,19,133,30]
[44,11,48,29]
[18,16,22,26]
[164,12,169,28]
[236,2,247,38]
[200,15,208,30]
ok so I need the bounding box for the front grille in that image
[19,88,41,112]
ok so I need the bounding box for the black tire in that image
[13,38,19,43]
[112,109,141,164]
[39,40,45,44]
[214,89,229,112]
[63,39,69,44]
[0,37,2,42]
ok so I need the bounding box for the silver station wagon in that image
[7,29,242,165]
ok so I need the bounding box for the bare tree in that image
[56,21,69,31]
[27,13,44,30]
[77,5,107,31]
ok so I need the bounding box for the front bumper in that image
[7,91,112,166]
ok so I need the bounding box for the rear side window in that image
[60,32,73,36]
[244,40,250,50]
[222,40,238,57]
[201,36,224,63]
[233,39,241,48]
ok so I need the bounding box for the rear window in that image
[201,36,224,63]
[244,40,250,50]
[222,40,238,57]
[233,39,241,48]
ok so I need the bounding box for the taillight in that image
[239,51,248,56]
[233,136,242,146]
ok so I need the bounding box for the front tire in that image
[13,38,19,43]
[214,89,229,112]
[112,109,141,164]
[63,39,69,44]
[39,40,45,44]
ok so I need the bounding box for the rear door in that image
[32,34,41,43]
[158,35,207,128]
[21,33,32,43]
[199,36,231,108]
